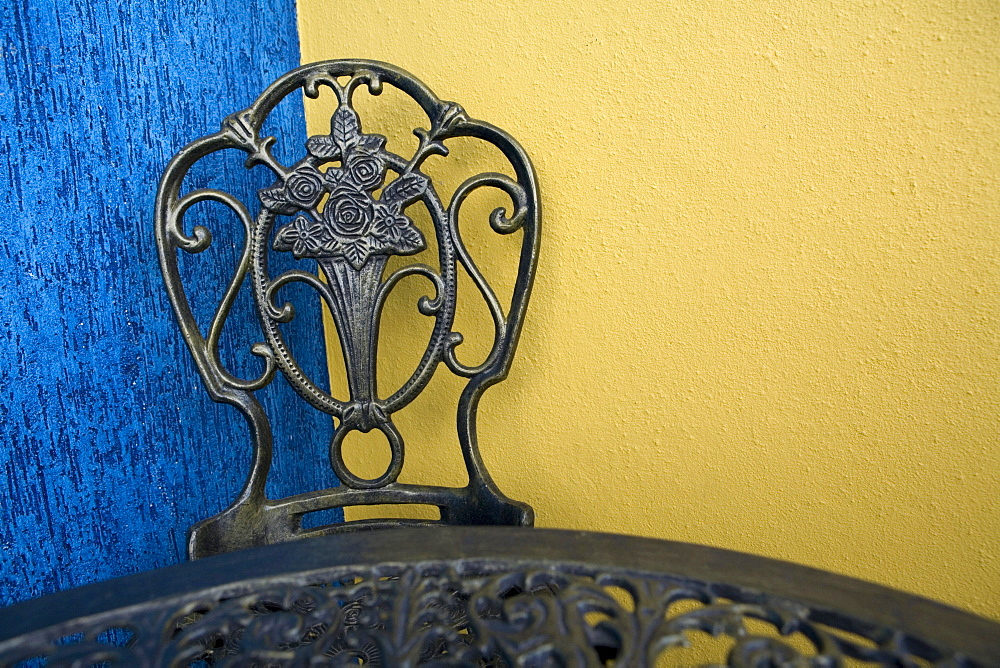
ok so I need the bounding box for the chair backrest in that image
[155,60,540,559]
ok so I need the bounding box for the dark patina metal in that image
[3,60,999,667]
[155,60,539,559]
[1,528,999,666]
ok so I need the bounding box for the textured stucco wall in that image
[298,0,999,619]
[0,0,333,603]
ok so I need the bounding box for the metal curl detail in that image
[168,188,279,393]
[304,68,383,104]
[264,269,337,323]
[167,189,248,252]
[220,343,278,392]
[250,211,346,419]
[374,263,446,319]
[443,173,527,377]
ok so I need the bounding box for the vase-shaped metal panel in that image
[156,60,540,557]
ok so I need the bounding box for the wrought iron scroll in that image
[155,60,539,558]
[0,558,986,666]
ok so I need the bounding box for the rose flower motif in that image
[258,163,327,214]
[271,113,428,266]
[325,186,375,238]
[343,148,385,191]
[283,164,325,208]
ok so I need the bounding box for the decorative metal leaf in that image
[273,229,294,252]
[395,225,425,254]
[359,134,387,151]
[341,238,370,270]
[324,168,345,188]
[332,106,361,149]
[382,173,428,207]
[306,135,341,159]
[259,185,296,214]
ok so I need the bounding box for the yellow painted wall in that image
[297,0,999,620]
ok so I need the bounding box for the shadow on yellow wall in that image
[297,0,999,620]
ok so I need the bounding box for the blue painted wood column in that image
[0,0,338,604]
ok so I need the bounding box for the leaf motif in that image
[325,168,345,188]
[434,101,468,136]
[273,230,295,252]
[259,185,296,214]
[306,135,340,159]
[358,133,386,151]
[323,167,344,189]
[332,106,361,148]
[366,236,389,255]
[341,239,370,269]
[381,173,428,206]
[394,225,426,254]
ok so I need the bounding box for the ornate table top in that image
[1,527,997,666]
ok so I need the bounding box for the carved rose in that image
[284,165,324,208]
[344,150,384,190]
[271,107,425,266]
[325,187,374,237]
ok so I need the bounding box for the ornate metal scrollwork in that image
[155,61,539,558]
[0,551,986,667]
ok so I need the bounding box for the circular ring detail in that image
[329,421,404,490]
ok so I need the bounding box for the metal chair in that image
[2,59,998,667]
[155,60,539,558]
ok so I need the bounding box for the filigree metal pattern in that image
[0,530,990,668]
[155,61,539,557]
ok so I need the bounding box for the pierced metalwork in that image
[155,61,539,558]
[2,529,998,666]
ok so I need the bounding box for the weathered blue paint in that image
[0,0,340,605]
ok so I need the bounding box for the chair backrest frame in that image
[155,60,539,559]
